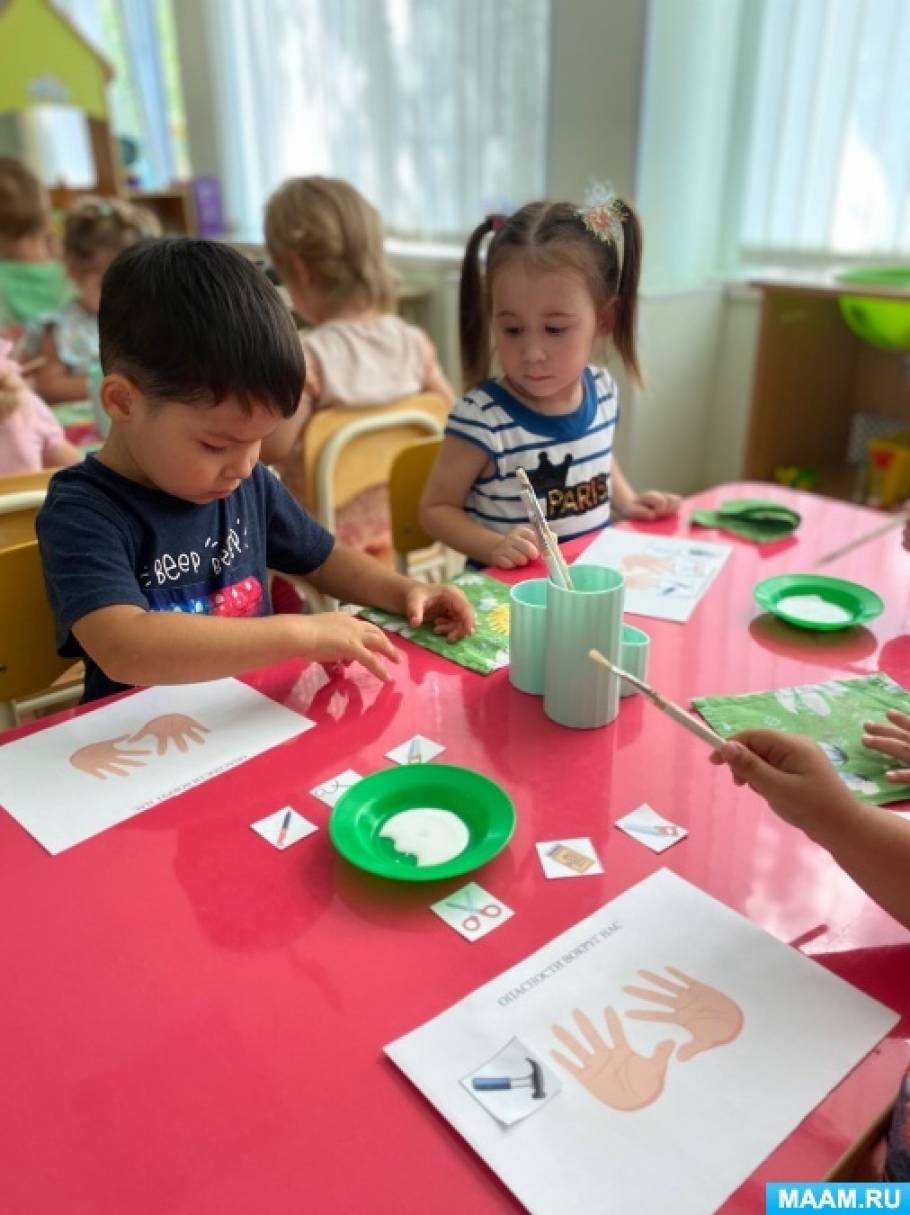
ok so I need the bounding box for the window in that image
[209,0,550,241]
[741,0,910,258]
[55,0,189,189]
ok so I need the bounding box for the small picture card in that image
[536,837,604,879]
[310,769,363,808]
[251,807,318,850]
[431,881,513,942]
[615,803,688,853]
[386,735,446,765]
[461,1037,561,1126]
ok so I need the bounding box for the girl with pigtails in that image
[420,195,681,569]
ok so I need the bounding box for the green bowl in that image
[754,573,884,632]
[836,266,910,351]
[329,763,516,881]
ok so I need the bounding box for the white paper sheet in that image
[386,870,897,1215]
[0,680,315,854]
[576,531,731,622]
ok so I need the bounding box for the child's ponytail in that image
[611,201,643,388]
[459,215,498,391]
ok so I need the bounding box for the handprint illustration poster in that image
[386,869,897,1215]
[0,679,315,854]
[575,530,731,622]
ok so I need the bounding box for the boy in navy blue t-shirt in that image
[37,238,473,702]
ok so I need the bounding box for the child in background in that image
[420,197,681,570]
[0,158,70,347]
[713,731,909,1180]
[261,176,453,554]
[34,197,158,404]
[0,339,81,473]
[37,238,473,705]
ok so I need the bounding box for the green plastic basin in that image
[836,266,910,351]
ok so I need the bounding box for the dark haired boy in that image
[37,238,472,702]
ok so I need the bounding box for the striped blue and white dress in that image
[446,365,618,542]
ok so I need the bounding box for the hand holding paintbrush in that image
[588,648,725,748]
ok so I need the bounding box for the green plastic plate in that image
[754,573,884,631]
[329,763,516,881]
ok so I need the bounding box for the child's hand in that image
[709,729,859,835]
[302,613,401,681]
[624,490,682,521]
[863,710,910,784]
[404,582,475,642]
[0,370,25,421]
[490,525,540,569]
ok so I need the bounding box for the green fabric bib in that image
[0,259,71,326]
[690,498,801,543]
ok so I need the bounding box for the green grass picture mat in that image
[361,572,511,676]
[693,673,910,805]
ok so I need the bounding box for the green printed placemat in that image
[693,673,910,805]
[361,572,511,675]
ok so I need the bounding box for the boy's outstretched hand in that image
[863,709,910,784]
[404,582,475,642]
[709,729,859,837]
[624,490,682,521]
[305,612,402,681]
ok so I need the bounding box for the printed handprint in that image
[69,736,152,780]
[623,966,744,1062]
[130,714,211,755]
[550,1007,674,1111]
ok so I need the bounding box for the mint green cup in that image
[619,623,650,698]
[544,563,624,729]
[509,578,548,694]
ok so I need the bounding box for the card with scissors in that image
[310,769,364,808]
[615,803,688,853]
[431,881,513,942]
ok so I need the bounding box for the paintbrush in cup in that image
[515,467,574,590]
[588,648,725,748]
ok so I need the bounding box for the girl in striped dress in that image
[420,197,680,569]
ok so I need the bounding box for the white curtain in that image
[741,0,910,257]
[206,0,551,241]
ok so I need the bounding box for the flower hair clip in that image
[577,184,626,245]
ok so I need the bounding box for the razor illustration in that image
[472,1058,546,1099]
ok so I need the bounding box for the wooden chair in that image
[300,393,448,533]
[388,435,448,579]
[0,540,83,728]
[289,393,448,605]
[0,468,53,550]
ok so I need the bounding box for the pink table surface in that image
[1,483,908,1215]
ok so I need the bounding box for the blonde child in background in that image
[0,158,70,347]
[0,339,80,473]
[420,197,681,570]
[261,175,453,555]
[34,197,158,405]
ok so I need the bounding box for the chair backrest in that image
[0,540,72,703]
[300,393,448,531]
[388,436,443,557]
[0,469,51,549]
